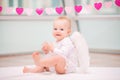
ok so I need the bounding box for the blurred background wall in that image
[0,0,120,54]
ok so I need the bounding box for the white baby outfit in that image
[45,37,78,73]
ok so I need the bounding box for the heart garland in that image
[0,1,119,15]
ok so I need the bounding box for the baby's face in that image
[53,19,71,41]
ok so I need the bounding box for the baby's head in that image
[53,16,71,41]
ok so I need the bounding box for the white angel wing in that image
[70,31,90,73]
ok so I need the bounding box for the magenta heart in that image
[36,8,44,15]
[74,5,82,13]
[94,2,102,10]
[16,8,24,15]
[0,6,2,12]
[115,0,120,7]
[55,7,63,14]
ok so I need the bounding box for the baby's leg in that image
[32,52,41,65]
[23,66,44,73]
[32,52,50,71]
[32,53,66,74]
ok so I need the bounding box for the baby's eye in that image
[54,28,57,30]
[60,28,64,31]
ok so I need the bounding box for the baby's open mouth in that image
[56,34,61,36]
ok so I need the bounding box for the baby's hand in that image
[48,43,54,52]
[42,42,49,54]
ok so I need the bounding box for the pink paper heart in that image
[104,1,112,8]
[0,6,2,12]
[115,0,120,7]
[94,2,102,10]
[74,5,82,13]
[25,8,33,16]
[6,7,13,14]
[85,5,92,11]
[55,7,63,14]
[65,7,72,14]
[45,8,53,15]
[36,8,44,15]
[16,8,24,15]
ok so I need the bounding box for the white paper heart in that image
[6,7,13,14]
[45,8,53,15]
[85,5,92,11]
[25,8,33,16]
[104,1,112,8]
[65,7,72,14]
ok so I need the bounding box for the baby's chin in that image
[56,37,64,42]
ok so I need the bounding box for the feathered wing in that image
[70,31,90,73]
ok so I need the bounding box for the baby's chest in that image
[55,43,63,49]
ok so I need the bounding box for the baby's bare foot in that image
[32,52,41,65]
[23,66,30,73]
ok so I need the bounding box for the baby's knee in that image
[55,56,66,74]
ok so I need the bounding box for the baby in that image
[23,16,77,74]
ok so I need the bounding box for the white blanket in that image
[0,66,120,80]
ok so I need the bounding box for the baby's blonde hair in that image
[54,16,71,29]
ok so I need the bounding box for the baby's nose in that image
[57,29,61,32]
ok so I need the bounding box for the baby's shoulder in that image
[62,37,70,41]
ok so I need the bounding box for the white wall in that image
[0,20,54,54]
[79,19,120,50]
[0,18,120,55]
